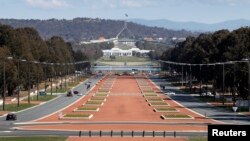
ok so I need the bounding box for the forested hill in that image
[0,18,196,43]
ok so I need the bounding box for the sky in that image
[0,0,250,23]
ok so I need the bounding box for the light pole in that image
[248,61,250,111]
[181,65,183,87]
[43,62,47,92]
[17,59,27,106]
[189,64,192,92]
[50,63,53,95]
[222,63,225,105]
[27,61,31,104]
[33,61,39,101]
[2,57,13,111]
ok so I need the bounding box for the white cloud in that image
[81,0,156,9]
[189,0,250,6]
[25,0,69,9]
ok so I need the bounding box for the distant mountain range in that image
[129,19,250,31]
[0,18,196,43]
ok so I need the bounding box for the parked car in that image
[6,113,17,120]
[201,91,214,97]
[66,91,73,97]
[77,93,83,96]
[73,91,79,94]
[165,90,176,95]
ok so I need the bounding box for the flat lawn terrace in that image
[17,75,219,132]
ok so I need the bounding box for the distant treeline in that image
[161,27,250,99]
[0,24,90,97]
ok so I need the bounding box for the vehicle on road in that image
[201,91,214,97]
[6,113,17,120]
[73,91,79,94]
[66,91,73,97]
[165,90,176,95]
[77,93,83,96]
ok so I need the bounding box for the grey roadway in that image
[0,76,101,132]
[150,76,250,125]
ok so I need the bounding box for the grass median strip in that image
[90,97,106,101]
[149,101,168,106]
[146,98,163,102]
[62,113,93,119]
[94,93,108,97]
[154,107,178,112]
[161,114,193,119]
[85,101,104,105]
[75,107,99,111]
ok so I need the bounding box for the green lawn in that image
[94,93,108,97]
[149,102,168,105]
[155,107,177,111]
[147,99,163,101]
[91,97,106,101]
[0,137,67,141]
[163,114,191,118]
[51,87,69,93]
[77,107,98,111]
[86,101,103,105]
[0,103,37,112]
[64,113,91,117]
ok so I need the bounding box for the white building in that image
[102,47,151,57]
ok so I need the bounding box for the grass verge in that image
[188,137,207,141]
[0,103,37,112]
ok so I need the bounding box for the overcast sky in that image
[0,0,250,23]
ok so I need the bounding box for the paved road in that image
[0,130,206,137]
[150,76,250,125]
[0,76,101,131]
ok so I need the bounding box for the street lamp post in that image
[2,57,13,111]
[248,61,250,111]
[200,65,202,95]
[222,63,225,105]
[3,59,6,111]
[50,63,53,96]
[43,63,47,92]
[27,61,31,104]
[181,65,183,87]
[189,64,192,92]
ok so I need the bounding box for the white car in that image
[165,90,176,95]
[201,91,213,97]
[77,93,83,96]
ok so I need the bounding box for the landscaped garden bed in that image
[98,89,110,92]
[61,113,93,119]
[84,101,104,106]
[142,90,155,93]
[161,114,193,119]
[153,107,178,112]
[143,93,158,97]
[74,107,99,112]
[146,98,164,102]
[94,93,108,97]
[148,101,168,106]
[90,97,106,101]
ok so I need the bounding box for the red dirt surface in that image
[18,75,219,131]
